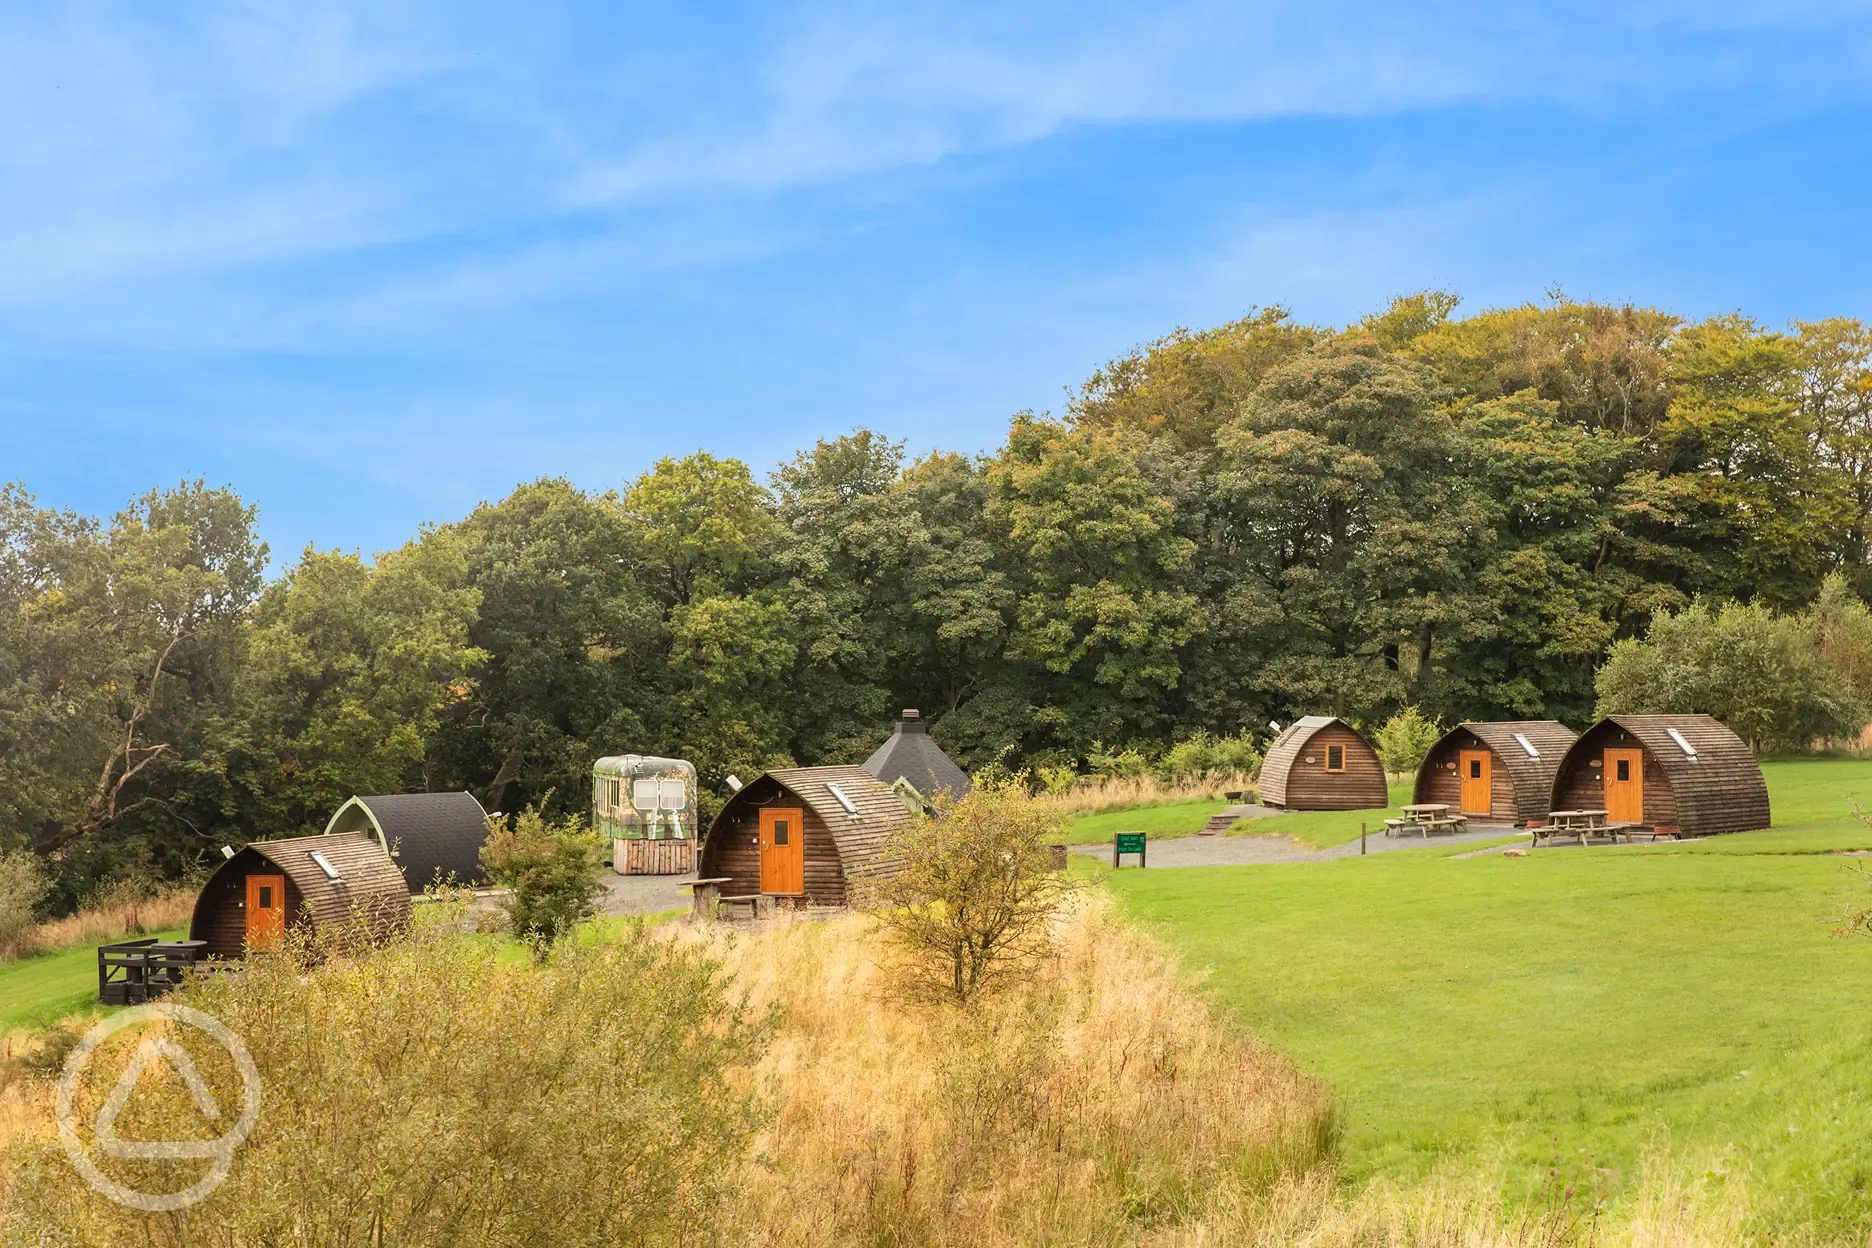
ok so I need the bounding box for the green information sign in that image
[1112,832,1147,868]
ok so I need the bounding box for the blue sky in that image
[5,2,1872,561]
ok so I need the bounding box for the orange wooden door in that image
[1604,749,1645,823]
[759,808,804,895]
[1458,750,1492,815]
[245,874,286,950]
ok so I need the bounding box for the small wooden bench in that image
[683,877,735,920]
[715,891,806,919]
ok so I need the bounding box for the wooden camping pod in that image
[1412,721,1578,825]
[698,765,914,906]
[189,831,411,960]
[1257,717,1388,810]
[1548,714,1770,836]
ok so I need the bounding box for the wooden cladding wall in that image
[1553,722,1678,829]
[699,765,915,906]
[191,848,310,959]
[1415,731,1518,820]
[1412,721,1576,825]
[612,838,696,875]
[1261,720,1387,810]
[699,779,851,906]
[1550,715,1768,836]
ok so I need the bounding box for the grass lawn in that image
[2,910,688,1022]
[1103,757,1872,1233]
[0,928,186,1032]
[1060,799,1231,844]
[1227,779,1416,848]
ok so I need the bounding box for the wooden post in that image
[1361,821,1367,855]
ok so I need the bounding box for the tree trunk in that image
[485,742,526,814]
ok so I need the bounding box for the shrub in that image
[0,851,46,961]
[860,778,1073,1004]
[478,800,605,957]
[1596,598,1866,750]
[1085,740,1153,779]
[1158,729,1262,781]
[1373,706,1444,774]
[9,908,770,1246]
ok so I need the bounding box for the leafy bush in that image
[10,908,769,1246]
[479,801,605,957]
[1158,729,1262,781]
[860,778,1072,1004]
[1596,598,1866,750]
[1374,706,1445,773]
[1085,740,1152,779]
[0,850,46,960]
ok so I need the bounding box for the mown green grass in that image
[1059,799,1231,844]
[1225,779,1416,848]
[0,928,186,1031]
[1104,757,1872,1233]
[1,909,690,1023]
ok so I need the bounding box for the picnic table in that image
[98,939,205,1005]
[1383,804,1470,838]
[1535,809,1645,846]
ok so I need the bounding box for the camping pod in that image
[324,791,491,890]
[1548,714,1770,837]
[862,709,972,803]
[1258,716,1388,810]
[1412,721,1578,825]
[697,765,915,906]
[190,832,411,960]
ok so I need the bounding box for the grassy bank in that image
[1103,757,1872,1236]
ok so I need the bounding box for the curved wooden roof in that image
[325,791,490,889]
[1414,720,1577,818]
[191,831,410,946]
[1557,713,1770,834]
[707,764,915,882]
[1259,716,1364,807]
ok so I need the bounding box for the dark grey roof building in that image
[324,791,492,890]
[862,709,972,801]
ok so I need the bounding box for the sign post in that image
[1113,832,1147,868]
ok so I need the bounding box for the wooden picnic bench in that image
[98,939,206,1005]
[1383,804,1470,838]
[1534,810,1649,846]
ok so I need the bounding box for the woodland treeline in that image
[7,293,1872,905]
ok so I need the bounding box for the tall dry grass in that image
[1046,771,1255,818]
[702,899,1770,1247]
[0,888,197,963]
[0,898,1780,1246]
[702,894,1335,1246]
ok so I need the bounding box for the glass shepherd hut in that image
[592,754,699,875]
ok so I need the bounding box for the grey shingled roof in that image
[862,710,972,800]
[325,791,491,890]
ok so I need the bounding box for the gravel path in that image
[1070,821,1522,867]
[596,870,697,916]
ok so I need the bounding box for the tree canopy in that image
[8,292,1872,906]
